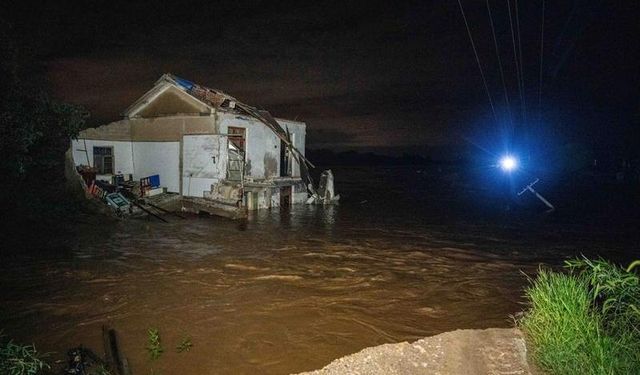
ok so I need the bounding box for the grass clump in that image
[176,337,193,353]
[0,333,50,375]
[565,257,640,336]
[519,258,640,375]
[146,328,163,360]
[91,364,112,375]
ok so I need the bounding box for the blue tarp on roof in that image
[173,76,194,91]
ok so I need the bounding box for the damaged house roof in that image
[124,73,239,117]
[125,73,315,187]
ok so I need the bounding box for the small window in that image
[93,146,114,174]
[228,127,246,152]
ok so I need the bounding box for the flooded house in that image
[69,74,313,217]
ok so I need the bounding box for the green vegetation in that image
[1,22,92,252]
[91,364,112,375]
[146,328,163,360]
[176,336,193,353]
[566,257,640,337]
[0,333,49,375]
[519,257,640,375]
[1,23,89,186]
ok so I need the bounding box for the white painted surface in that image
[72,109,307,206]
[71,139,134,176]
[288,182,307,204]
[182,135,227,197]
[72,139,180,193]
[132,142,180,193]
[270,190,280,207]
[183,177,217,198]
[257,189,271,209]
[219,114,274,179]
[218,113,306,180]
[278,119,306,178]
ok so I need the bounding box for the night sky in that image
[4,0,639,157]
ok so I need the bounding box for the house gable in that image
[126,84,212,118]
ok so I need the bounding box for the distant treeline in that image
[306,149,439,166]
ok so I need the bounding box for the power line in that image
[506,0,525,124]
[456,0,498,123]
[538,0,545,123]
[486,0,512,126]
[515,0,526,123]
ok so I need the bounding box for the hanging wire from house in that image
[486,0,512,127]
[456,0,498,123]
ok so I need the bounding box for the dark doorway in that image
[227,127,246,181]
[280,186,292,207]
[280,140,291,177]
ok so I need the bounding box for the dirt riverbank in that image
[298,328,540,375]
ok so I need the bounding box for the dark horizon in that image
[2,2,640,373]
[3,0,639,156]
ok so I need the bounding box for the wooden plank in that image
[131,200,168,223]
[146,201,186,219]
[103,326,132,375]
[102,325,116,371]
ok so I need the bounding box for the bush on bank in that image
[0,333,49,375]
[519,257,640,375]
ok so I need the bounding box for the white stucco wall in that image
[182,134,228,197]
[292,186,308,204]
[72,139,180,192]
[72,109,307,204]
[71,139,135,178]
[218,114,276,179]
[132,142,180,193]
[278,119,306,177]
[218,112,306,180]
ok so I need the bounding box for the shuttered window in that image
[93,146,114,174]
[228,127,246,151]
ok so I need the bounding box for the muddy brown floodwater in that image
[1,166,637,374]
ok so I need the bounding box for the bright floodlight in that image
[499,156,517,172]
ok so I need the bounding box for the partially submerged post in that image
[496,155,554,212]
[102,325,131,375]
[518,178,555,212]
[306,170,340,205]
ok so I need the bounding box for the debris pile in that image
[306,170,340,205]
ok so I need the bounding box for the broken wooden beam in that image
[145,201,186,219]
[131,200,168,223]
[102,325,132,375]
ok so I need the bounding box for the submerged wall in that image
[217,112,306,180]
[182,134,228,197]
[71,108,308,204]
[132,142,180,193]
[71,139,135,181]
[278,118,306,178]
[72,138,181,193]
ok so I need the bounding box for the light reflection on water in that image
[0,166,635,374]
